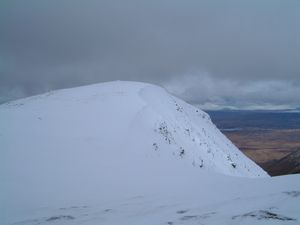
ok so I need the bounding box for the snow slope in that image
[2,81,299,225]
[0,81,267,177]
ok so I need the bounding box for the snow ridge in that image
[136,84,267,177]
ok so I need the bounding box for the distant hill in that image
[262,149,300,176]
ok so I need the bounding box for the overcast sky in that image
[1,0,300,109]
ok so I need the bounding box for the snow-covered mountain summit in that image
[3,81,300,225]
[0,81,267,178]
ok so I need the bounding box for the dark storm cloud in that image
[1,0,300,108]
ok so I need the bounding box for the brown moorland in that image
[223,129,300,175]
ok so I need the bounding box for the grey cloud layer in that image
[1,0,300,108]
[165,72,300,110]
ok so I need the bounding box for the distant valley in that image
[207,110,300,176]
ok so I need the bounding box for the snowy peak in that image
[0,81,268,177]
